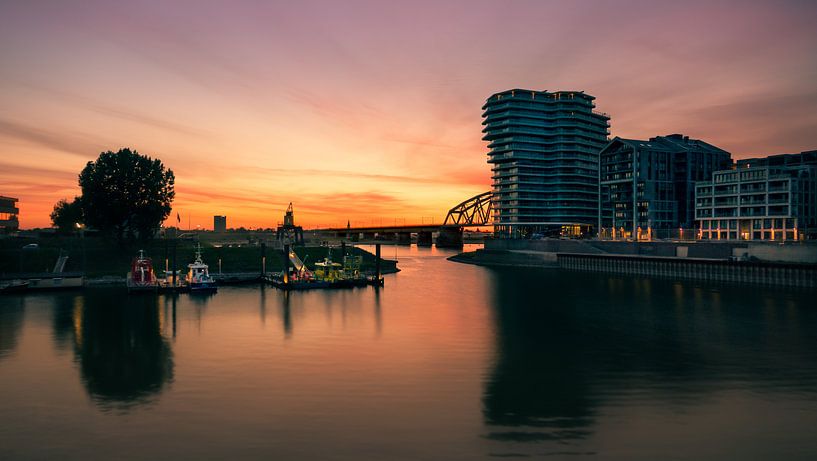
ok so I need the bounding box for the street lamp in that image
[75,223,86,273]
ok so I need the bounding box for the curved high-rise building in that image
[483,89,610,237]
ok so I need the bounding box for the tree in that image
[78,148,175,242]
[50,197,83,234]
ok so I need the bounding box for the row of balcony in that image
[489,146,603,156]
[697,184,791,195]
[488,135,607,147]
[697,198,790,207]
[696,207,791,218]
[492,168,598,180]
[483,115,611,131]
[483,100,598,114]
[483,124,609,140]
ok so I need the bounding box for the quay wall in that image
[737,243,817,264]
[558,253,816,289]
[484,239,817,264]
[450,239,817,288]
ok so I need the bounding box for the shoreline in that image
[449,239,817,288]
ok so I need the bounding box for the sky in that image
[1,0,816,230]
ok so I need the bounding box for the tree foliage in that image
[78,148,175,242]
[50,197,83,234]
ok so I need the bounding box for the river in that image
[1,244,816,460]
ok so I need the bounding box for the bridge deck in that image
[315,224,446,233]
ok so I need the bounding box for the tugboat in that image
[187,244,217,293]
[127,250,158,292]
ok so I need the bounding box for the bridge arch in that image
[443,191,492,227]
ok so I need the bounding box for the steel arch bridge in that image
[443,191,493,227]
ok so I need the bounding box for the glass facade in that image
[483,89,609,238]
[598,135,731,240]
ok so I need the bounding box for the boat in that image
[187,244,217,293]
[127,250,158,292]
[267,248,382,290]
[10,253,85,291]
[0,279,29,294]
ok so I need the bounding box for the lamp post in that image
[75,223,86,273]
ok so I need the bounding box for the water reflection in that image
[483,268,817,451]
[281,290,292,337]
[0,296,24,361]
[73,290,174,410]
[51,293,80,353]
[483,268,597,446]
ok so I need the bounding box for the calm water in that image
[2,244,817,460]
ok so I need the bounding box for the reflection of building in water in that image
[483,270,597,445]
[483,269,817,452]
[0,297,25,361]
[72,291,174,409]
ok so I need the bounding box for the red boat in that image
[127,250,158,292]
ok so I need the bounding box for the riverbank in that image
[0,236,397,280]
[450,239,817,288]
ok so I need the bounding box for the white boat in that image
[187,244,217,293]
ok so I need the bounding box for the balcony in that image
[767,198,790,205]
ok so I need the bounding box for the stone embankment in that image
[450,239,817,288]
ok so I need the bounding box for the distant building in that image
[0,196,19,233]
[484,89,610,238]
[213,215,227,232]
[598,134,731,240]
[695,150,817,240]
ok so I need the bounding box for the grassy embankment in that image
[0,236,396,278]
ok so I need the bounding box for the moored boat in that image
[127,250,158,293]
[267,247,382,290]
[0,279,29,294]
[187,244,217,293]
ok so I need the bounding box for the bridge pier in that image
[417,231,433,247]
[397,232,412,245]
[436,226,463,248]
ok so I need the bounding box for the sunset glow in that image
[1,0,816,229]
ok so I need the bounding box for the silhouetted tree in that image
[50,197,83,234]
[79,148,174,242]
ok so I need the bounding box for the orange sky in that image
[1,1,816,229]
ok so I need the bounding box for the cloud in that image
[680,88,817,155]
[248,166,445,185]
[0,118,101,158]
[7,80,210,138]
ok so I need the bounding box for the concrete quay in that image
[450,239,817,288]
